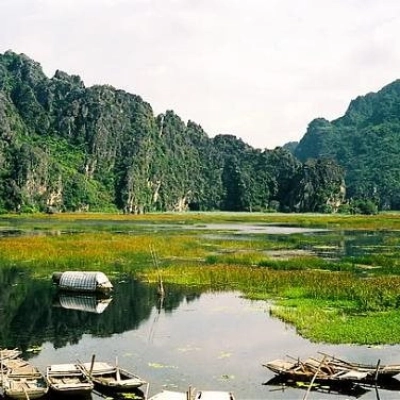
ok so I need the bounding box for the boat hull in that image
[46,363,94,397]
[80,361,146,392]
[2,377,48,399]
[48,386,93,397]
[92,372,146,391]
[264,355,400,386]
[2,358,48,400]
[53,271,113,294]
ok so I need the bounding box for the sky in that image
[1,0,400,149]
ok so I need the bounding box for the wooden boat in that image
[263,358,325,381]
[1,358,48,399]
[46,363,94,396]
[0,349,21,362]
[148,387,235,400]
[195,391,235,400]
[0,349,22,375]
[317,352,400,378]
[263,357,372,384]
[148,390,188,400]
[80,360,146,391]
[52,271,113,294]
[264,354,400,385]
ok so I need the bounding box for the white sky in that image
[1,0,400,149]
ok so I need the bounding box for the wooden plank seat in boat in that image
[265,359,296,372]
[331,370,370,381]
[304,358,336,375]
[3,359,40,377]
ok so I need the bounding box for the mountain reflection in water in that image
[0,267,200,351]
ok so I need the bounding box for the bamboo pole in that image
[374,359,381,382]
[302,355,327,400]
[144,382,150,400]
[88,354,96,379]
[1,351,3,387]
[186,385,195,400]
[22,385,30,400]
[375,383,381,400]
[115,356,121,382]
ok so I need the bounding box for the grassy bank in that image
[1,212,400,344]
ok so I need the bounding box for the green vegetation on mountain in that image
[295,80,400,211]
[0,51,344,214]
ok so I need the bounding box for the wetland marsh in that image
[2,212,400,399]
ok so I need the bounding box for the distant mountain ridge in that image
[0,50,350,213]
[294,80,400,210]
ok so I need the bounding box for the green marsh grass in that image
[2,212,400,343]
[0,232,209,278]
[2,211,400,229]
[143,263,400,343]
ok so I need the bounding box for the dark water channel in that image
[1,270,400,400]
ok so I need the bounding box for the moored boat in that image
[195,390,235,400]
[0,349,21,362]
[317,352,400,378]
[46,363,94,396]
[148,386,235,400]
[263,354,400,386]
[263,358,324,381]
[1,358,48,399]
[52,271,113,294]
[148,390,188,400]
[80,359,146,391]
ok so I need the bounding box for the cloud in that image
[0,0,400,149]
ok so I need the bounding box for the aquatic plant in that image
[2,212,400,343]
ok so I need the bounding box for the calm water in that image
[1,272,400,400]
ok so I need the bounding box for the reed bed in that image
[0,233,207,276]
[143,264,400,309]
[142,263,400,343]
[272,299,400,344]
[2,212,400,343]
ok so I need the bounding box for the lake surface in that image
[1,273,400,400]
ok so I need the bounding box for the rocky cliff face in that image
[0,51,345,213]
[0,51,199,213]
[294,80,400,210]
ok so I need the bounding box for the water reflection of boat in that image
[80,359,147,392]
[1,358,48,399]
[264,375,370,398]
[52,271,113,294]
[54,292,113,314]
[46,363,94,396]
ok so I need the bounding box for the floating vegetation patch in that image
[148,362,178,369]
[120,394,143,399]
[217,351,233,359]
[176,345,201,353]
[219,374,235,381]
